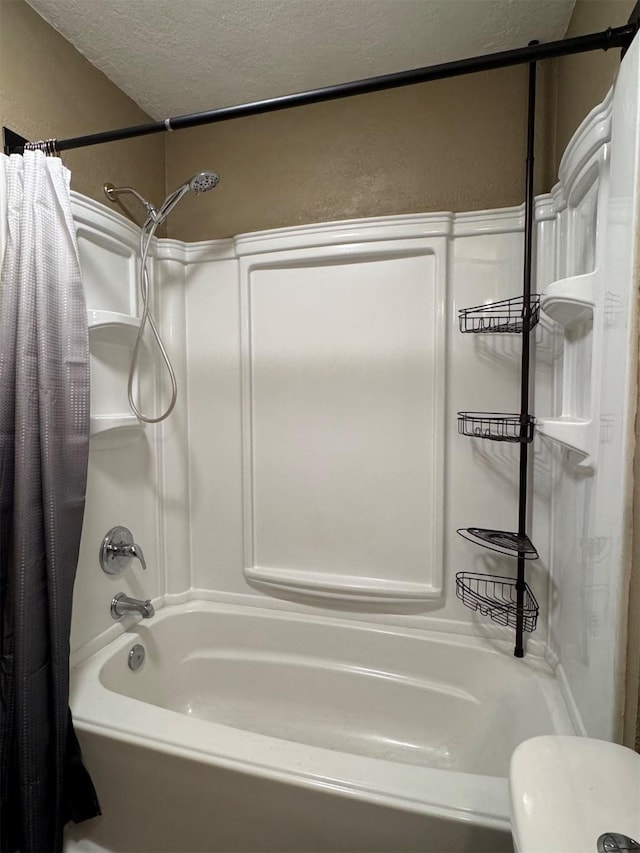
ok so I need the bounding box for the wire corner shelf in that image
[457,528,539,560]
[457,412,535,443]
[458,295,541,334]
[455,572,539,633]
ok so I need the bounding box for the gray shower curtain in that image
[0,151,100,852]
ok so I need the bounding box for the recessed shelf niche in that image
[88,310,143,448]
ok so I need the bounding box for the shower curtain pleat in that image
[0,151,100,853]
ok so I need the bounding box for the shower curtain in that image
[0,151,100,852]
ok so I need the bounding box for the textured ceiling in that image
[26,0,576,120]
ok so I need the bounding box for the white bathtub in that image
[65,601,575,852]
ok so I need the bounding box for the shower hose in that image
[128,212,178,424]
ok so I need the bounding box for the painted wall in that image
[165,66,557,242]
[164,2,634,242]
[163,0,634,242]
[0,0,165,212]
[3,0,633,246]
[1,1,545,244]
[552,0,636,173]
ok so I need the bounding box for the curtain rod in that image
[5,22,637,156]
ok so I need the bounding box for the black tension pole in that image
[515,53,538,659]
[4,23,636,155]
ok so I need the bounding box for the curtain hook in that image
[23,139,59,156]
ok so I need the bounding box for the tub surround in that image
[45,39,635,704]
[0,35,635,853]
[64,200,553,646]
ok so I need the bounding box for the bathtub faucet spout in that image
[111,592,155,620]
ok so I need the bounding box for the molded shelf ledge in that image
[538,270,600,469]
[90,414,144,449]
[536,417,595,466]
[244,566,441,605]
[87,309,140,332]
[540,273,595,327]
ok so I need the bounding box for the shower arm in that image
[3,20,637,156]
[103,183,158,222]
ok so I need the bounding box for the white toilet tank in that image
[509,735,640,853]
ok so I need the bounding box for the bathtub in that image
[65,601,575,853]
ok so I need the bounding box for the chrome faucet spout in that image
[111,592,155,620]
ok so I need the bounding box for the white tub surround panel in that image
[181,212,552,641]
[17,188,560,644]
[540,37,640,741]
[238,225,448,605]
[154,242,192,596]
[183,242,244,594]
[73,194,145,445]
[60,196,164,652]
[536,91,612,470]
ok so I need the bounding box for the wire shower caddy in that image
[455,573,539,633]
[457,412,535,443]
[455,54,541,657]
[458,295,541,335]
[456,528,539,560]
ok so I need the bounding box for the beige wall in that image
[552,0,636,173]
[165,0,635,241]
[166,65,557,241]
[0,0,635,241]
[0,0,165,216]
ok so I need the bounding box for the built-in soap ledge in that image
[535,417,596,464]
[539,272,595,327]
[87,309,140,333]
[537,270,600,470]
[90,414,144,449]
[244,566,441,605]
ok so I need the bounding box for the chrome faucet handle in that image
[100,526,147,575]
[125,542,147,571]
[597,834,640,853]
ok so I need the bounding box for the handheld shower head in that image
[103,170,220,227]
[101,168,220,425]
[189,171,220,193]
[155,170,220,223]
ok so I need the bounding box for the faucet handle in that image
[100,526,147,575]
[125,542,147,571]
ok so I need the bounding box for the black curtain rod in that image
[8,22,637,155]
